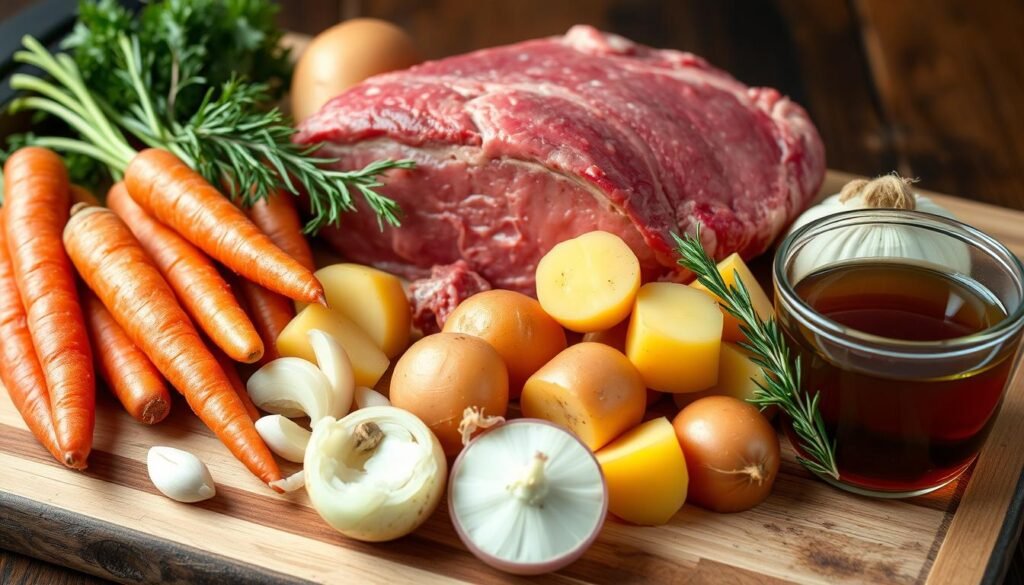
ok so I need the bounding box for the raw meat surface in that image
[408,260,491,334]
[299,25,826,293]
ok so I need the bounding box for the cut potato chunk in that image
[521,342,645,451]
[689,253,774,342]
[277,304,389,388]
[535,231,640,332]
[626,283,723,393]
[672,342,766,410]
[443,289,566,398]
[305,263,411,358]
[596,417,688,525]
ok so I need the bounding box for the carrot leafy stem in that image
[672,228,840,480]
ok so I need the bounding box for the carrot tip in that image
[316,293,328,308]
[63,451,89,470]
[141,399,170,425]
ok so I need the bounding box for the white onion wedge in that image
[247,357,333,422]
[308,329,355,419]
[354,386,390,409]
[255,415,312,463]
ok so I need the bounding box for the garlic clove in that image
[304,407,447,542]
[147,446,217,503]
[354,386,390,409]
[255,415,312,463]
[246,357,334,422]
[308,329,356,419]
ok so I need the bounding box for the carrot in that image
[64,205,282,487]
[81,286,171,424]
[123,149,324,305]
[237,280,295,365]
[238,192,315,364]
[3,147,93,467]
[70,185,101,206]
[0,208,71,467]
[211,345,261,421]
[107,182,264,363]
[247,192,316,271]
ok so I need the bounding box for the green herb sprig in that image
[673,229,839,480]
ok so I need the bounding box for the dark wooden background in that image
[2,0,1023,583]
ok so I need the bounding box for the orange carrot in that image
[238,192,316,364]
[124,149,324,305]
[0,208,71,467]
[237,280,295,365]
[107,182,264,363]
[247,192,316,271]
[81,286,171,424]
[64,205,282,487]
[70,185,101,206]
[211,345,260,421]
[3,147,93,467]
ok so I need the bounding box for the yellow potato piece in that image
[309,263,411,358]
[535,231,641,332]
[672,342,767,410]
[626,283,723,393]
[596,417,688,526]
[521,342,646,451]
[689,253,774,342]
[277,304,389,387]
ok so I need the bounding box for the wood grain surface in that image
[0,172,1021,585]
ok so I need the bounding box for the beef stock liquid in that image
[785,262,1017,493]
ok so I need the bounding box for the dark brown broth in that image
[785,262,1012,493]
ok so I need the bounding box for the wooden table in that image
[3,0,1024,583]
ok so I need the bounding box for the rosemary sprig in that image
[113,35,413,234]
[673,229,840,480]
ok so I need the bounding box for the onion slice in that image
[448,419,607,575]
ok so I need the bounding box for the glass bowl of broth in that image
[774,209,1024,497]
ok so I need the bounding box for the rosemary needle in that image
[673,228,840,480]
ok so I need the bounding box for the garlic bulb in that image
[449,419,607,575]
[304,406,446,542]
[788,175,970,280]
[147,446,216,503]
[255,415,312,463]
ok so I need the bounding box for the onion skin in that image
[672,396,780,513]
[448,419,607,575]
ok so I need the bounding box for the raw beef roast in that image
[297,25,826,293]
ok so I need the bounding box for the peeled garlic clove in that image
[147,446,216,503]
[247,357,333,422]
[308,329,355,419]
[305,406,446,542]
[354,386,390,409]
[255,415,312,463]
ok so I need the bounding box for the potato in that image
[443,290,566,398]
[535,231,641,332]
[277,304,389,388]
[521,342,645,451]
[390,333,509,457]
[672,342,767,410]
[581,319,629,352]
[595,417,688,525]
[310,263,411,358]
[626,283,723,393]
[689,253,774,342]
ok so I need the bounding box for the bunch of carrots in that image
[0,146,320,489]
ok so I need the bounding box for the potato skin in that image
[390,333,509,457]
[521,342,646,451]
[443,290,566,398]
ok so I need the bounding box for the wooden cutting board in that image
[0,171,1022,585]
